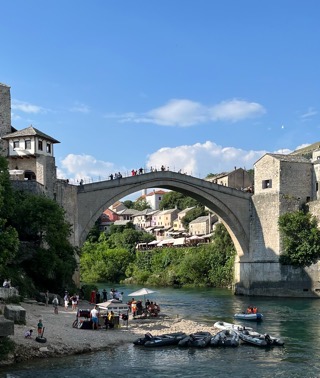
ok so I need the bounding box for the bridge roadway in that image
[75,171,252,256]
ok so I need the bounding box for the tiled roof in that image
[118,209,140,215]
[2,125,60,143]
[290,142,320,156]
[146,190,167,197]
[266,153,310,163]
[189,216,209,224]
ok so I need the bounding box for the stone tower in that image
[0,83,12,155]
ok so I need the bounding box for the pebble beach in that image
[0,300,218,367]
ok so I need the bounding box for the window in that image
[262,179,272,189]
[25,140,31,149]
[13,140,19,149]
[316,182,319,192]
[46,143,51,153]
[38,140,43,151]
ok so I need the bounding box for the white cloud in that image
[209,99,266,122]
[57,154,125,183]
[69,102,90,114]
[301,107,317,120]
[146,141,268,177]
[11,99,44,114]
[106,98,266,127]
[11,112,22,121]
[145,99,207,126]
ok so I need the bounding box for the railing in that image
[58,166,194,186]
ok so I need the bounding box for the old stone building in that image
[206,167,253,190]
[0,83,59,199]
[238,151,320,297]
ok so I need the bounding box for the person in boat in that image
[252,307,258,314]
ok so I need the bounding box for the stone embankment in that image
[0,300,217,367]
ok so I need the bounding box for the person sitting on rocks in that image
[3,279,10,288]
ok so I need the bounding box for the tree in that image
[159,191,201,211]
[0,157,19,275]
[81,233,134,282]
[278,210,320,267]
[123,200,134,209]
[133,198,151,211]
[10,191,77,292]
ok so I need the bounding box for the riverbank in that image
[0,299,217,367]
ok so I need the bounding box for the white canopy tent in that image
[97,299,129,312]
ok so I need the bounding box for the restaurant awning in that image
[148,240,160,245]
[173,237,186,246]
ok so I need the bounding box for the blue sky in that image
[1,1,320,187]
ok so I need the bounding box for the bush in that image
[0,337,15,359]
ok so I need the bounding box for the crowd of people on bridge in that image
[108,165,178,180]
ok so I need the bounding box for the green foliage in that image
[80,223,154,282]
[159,191,201,211]
[80,283,98,301]
[7,190,77,292]
[0,337,15,359]
[123,200,134,209]
[81,234,134,282]
[128,223,236,287]
[86,221,101,243]
[0,157,20,274]
[278,210,320,267]
[108,222,135,235]
[133,198,151,211]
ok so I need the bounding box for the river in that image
[2,285,320,378]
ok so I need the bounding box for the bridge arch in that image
[76,171,252,257]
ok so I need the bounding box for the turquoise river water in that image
[1,285,320,378]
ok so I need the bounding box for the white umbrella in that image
[128,288,155,297]
[128,288,156,305]
[187,235,204,241]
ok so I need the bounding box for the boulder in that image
[4,305,26,325]
[0,315,14,336]
[0,287,19,300]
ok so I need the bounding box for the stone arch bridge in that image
[57,171,252,258]
[56,170,318,298]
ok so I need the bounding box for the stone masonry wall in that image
[0,83,11,156]
[279,161,313,202]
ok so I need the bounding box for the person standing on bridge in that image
[109,173,113,180]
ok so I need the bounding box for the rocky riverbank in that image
[0,299,218,367]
